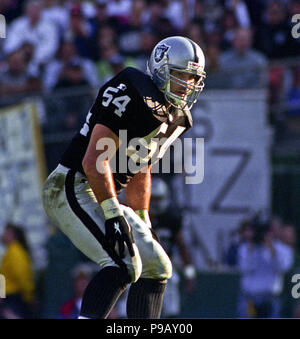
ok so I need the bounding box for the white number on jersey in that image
[80,111,92,137]
[102,84,131,117]
[79,83,130,137]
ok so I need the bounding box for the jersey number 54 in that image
[102,84,131,117]
[80,84,131,137]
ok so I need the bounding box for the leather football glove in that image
[104,215,135,258]
[101,197,135,259]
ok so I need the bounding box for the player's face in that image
[169,70,198,98]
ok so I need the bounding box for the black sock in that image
[79,266,130,319]
[127,278,167,319]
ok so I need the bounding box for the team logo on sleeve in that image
[117,83,127,91]
[154,44,170,63]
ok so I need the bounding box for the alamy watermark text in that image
[0,274,5,298]
[291,14,300,38]
[0,14,6,38]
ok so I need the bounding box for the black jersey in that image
[60,67,193,193]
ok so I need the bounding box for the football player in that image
[42,36,206,319]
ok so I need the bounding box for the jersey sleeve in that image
[90,73,138,136]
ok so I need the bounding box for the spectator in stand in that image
[43,40,96,145]
[185,21,226,90]
[280,223,297,250]
[184,20,206,50]
[268,62,286,113]
[204,43,227,89]
[244,0,267,27]
[53,58,91,90]
[88,0,124,57]
[144,1,178,40]
[145,0,164,29]
[95,22,135,82]
[284,66,300,135]
[161,0,189,32]
[205,23,224,49]
[43,40,99,92]
[59,263,94,319]
[286,66,300,114]
[118,0,148,57]
[0,46,41,99]
[237,218,294,318]
[226,0,251,29]
[224,219,255,268]
[63,4,95,60]
[0,223,36,319]
[134,28,159,73]
[3,0,59,72]
[51,52,95,131]
[221,9,239,50]
[96,42,136,83]
[254,0,293,59]
[191,0,205,28]
[96,24,118,59]
[269,215,284,241]
[219,27,268,89]
[66,0,97,20]
[41,0,70,38]
[106,0,132,22]
[201,0,224,35]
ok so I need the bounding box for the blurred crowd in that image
[223,212,297,318]
[0,0,299,140]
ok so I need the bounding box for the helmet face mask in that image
[162,64,205,109]
[147,36,206,110]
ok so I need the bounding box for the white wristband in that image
[100,197,123,220]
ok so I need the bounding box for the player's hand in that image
[100,197,135,259]
[105,215,135,258]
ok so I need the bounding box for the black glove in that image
[105,215,135,259]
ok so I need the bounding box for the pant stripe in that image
[64,169,128,274]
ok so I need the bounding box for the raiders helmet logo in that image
[154,43,170,63]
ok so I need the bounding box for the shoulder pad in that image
[120,67,168,119]
[121,67,165,104]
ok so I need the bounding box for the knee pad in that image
[156,252,173,280]
[141,245,173,280]
[120,205,172,281]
